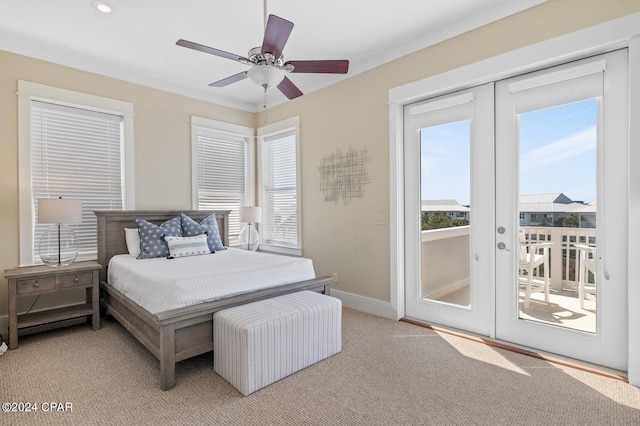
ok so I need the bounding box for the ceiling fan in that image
[176,10,349,101]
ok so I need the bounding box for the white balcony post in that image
[549,229,564,291]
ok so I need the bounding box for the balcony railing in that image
[421,225,596,297]
[521,226,596,291]
[421,226,470,298]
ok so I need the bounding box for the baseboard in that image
[329,289,398,320]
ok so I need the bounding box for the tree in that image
[561,214,579,228]
[421,212,430,230]
[425,212,453,230]
[452,218,469,227]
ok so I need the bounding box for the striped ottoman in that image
[213,290,342,396]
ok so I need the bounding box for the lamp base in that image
[238,223,260,251]
[39,224,79,267]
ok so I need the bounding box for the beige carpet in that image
[1,308,640,425]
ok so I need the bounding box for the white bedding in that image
[107,248,316,314]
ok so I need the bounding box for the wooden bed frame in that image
[95,210,332,391]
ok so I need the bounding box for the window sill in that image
[258,243,302,257]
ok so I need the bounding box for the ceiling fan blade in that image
[176,39,246,62]
[261,15,294,59]
[277,77,303,100]
[209,71,248,87]
[286,60,349,74]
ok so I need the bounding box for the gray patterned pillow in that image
[181,213,226,252]
[135,216,182,259]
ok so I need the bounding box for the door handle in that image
[497,242,510,251]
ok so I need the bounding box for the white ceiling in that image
[0,0,546,112]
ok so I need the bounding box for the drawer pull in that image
[33,281,40,287]
[74,276,79,282]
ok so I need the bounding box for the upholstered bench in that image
[213,290,342,396]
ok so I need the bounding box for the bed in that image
[95,210,332,391]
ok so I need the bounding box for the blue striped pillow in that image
[164,234,211,259]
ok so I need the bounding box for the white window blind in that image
[30,100,124,262]
[193,124,252,243]
[260,130,299,249]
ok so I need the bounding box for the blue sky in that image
[420,98,597,205]
[421,120,471,205]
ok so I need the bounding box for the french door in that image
[405,49,628,370]
[404,84,495,336]
[494,50,628,370]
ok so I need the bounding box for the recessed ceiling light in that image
[90,0,114,14]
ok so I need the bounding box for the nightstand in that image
[4,260,102,349]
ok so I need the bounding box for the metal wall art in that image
[318,146,371,205]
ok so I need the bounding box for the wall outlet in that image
[332,273,339,283]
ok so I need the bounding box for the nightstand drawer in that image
[16,277,55,294]
[60,271,93,289]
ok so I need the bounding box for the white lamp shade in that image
[37,198,83,224]
[239,206,262,223]
[247,65,285,88]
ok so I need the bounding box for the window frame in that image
[17,80,135,266]
[190,116,255,246]
[257,116,302,256]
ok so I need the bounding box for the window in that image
[191,116,254,245]
[18,81,134,266]
[258,117,301,255]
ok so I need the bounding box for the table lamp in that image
[239,206,262,251]
[37,197,82,267]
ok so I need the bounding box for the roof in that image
[420,195,594,214]
[571,202,597,213]
[421,200,470,212]
[520,202,586,213]
[519,193,573,204]
[518,193,594,213]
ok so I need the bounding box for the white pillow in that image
[164,234,211,259]
[124,228,141,258]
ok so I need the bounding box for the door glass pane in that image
[517,98,597,333]
[420,120,471,306]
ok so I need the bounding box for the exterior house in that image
[422,194,594,229]
[572,201,597,229]
[421,200,470,221]
[519,193,593,228]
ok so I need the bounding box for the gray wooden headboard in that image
[94,210,230,283]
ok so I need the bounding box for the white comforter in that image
[107,248,316,314]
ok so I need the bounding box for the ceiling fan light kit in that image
[176,12,349,101]
[247,65,285,89]
[90,0,114,14]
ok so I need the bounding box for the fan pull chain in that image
[263,86,268,124]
